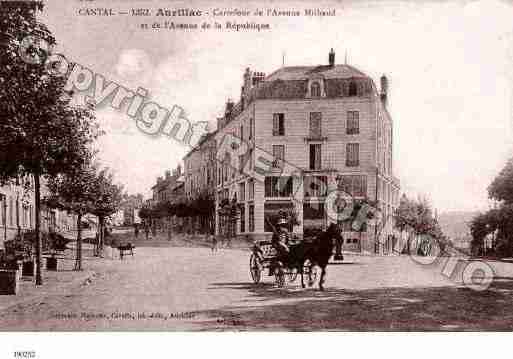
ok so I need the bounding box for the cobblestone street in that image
[1,237,512,331]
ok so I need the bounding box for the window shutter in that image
[315,144,321,170]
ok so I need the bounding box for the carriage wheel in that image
[274,265,286,288]
[249,254,262,284]
[287,267,298,283]
[304,260,318,287]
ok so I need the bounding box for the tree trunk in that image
[97,216,104,256]
[100,216,104,254]
[34,173,43,285]
[74,213,82,271]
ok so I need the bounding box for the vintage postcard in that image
[1,0,513,350]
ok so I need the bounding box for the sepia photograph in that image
[1,0,513,355]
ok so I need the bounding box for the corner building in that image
[215,50,400,253]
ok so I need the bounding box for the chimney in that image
[329,48,335,67]
[243,67,252,91]
[252,71,265,86]
[216,117,225,130]
[176,165,182,176]
[380,74,388,106]
[165,170,171,179]
[225,99,235,121]
[157,176,163,184]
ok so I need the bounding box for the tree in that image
[394,194,442,237]
[46,161,99,271]
[393,194,445,255]
[90,168,123,256]
[488,157,513,204]
[218,198,239,238]
[0,2,99,284]
[470,156,513,257]
[192,190,215,233]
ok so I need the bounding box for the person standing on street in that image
[211,233,218,253]
[134,223,139,240]
[144,223,150,240]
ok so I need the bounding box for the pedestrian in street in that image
[134,223,139,240]
[145,223,150,240]
[211,233,218,253]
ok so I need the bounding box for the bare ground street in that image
[1,237,513,331]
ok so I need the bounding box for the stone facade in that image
[0,177,77,247]
[213,50,400,253]
[151,166,183,203]
[183,132,217,200]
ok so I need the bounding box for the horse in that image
[285,223,342,291]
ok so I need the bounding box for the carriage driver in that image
[272,218,291,257]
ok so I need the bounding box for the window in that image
[23,205,28,228]
[249,149,254,172]
[248,179,255,200]
[347,111,359,134]
[338,175,367,197]
[304,176,328,197]
[239,205,245,233]
[249,118,254,139]
[9,197,13,226]
[265,176,293,197]
[303,202,325,221]
[346,143,359,167]
[303,202,326,234]
[272,145,285,168]
[309,112,322,138]
[239,182,246,202]
[311,81,321,98]
[309,144,322,170]
[248,204,255,232]
[349,81,358,96]
[272,113,285,136]
[240,124,244,141]
[239,154,245,174]
[0,194,4,225]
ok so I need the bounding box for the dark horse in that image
[284,223,342,291]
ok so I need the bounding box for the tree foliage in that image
[0,1,99,284]
[89,167,123,255]
[470,156,513,257]
[488,157,513,204]
[394,194,444,239]
[46,161,99,270]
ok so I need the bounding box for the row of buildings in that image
[0,177,78,245]
[151,50,401,253]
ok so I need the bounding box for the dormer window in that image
[307,78,325,98]
[311,82,321,98]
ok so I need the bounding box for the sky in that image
[38,0,513,213]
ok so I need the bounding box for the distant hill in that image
[438,211,481,247]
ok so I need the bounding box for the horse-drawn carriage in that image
[249,223,343,290]
[249,239,318,288]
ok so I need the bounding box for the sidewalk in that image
[0,245,110,313]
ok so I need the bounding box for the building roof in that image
[265,64,369,81]
[183,130,217,160]
[217,63,377,130]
